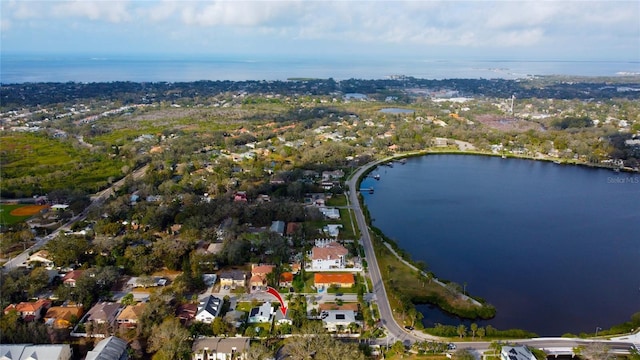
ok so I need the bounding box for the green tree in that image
[456,324,467,338]
[212,317,226,336]
[121,293,136,306]
[470,323,478,339]
[45,234,89,267]
[147,318,191,360]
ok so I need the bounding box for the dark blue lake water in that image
[361,155,640,336]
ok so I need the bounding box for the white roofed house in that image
[318,207,340,220]
[247,302,274,324]
[195,295,223,324]
[320,310,361,332]
[0,344,72,360]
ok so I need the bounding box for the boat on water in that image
[554,160,562,164]
[373,174,380,180]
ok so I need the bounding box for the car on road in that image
[404,326,414,331]
[447,343,456,350]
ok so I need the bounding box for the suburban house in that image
[3,299,52,322]
[285,222,301,236]
[176,303,198,325]
[247,302,274,324]
[304,193,326,207]
[116,303,146,329]
[322,224,343,238]
[279,272,294,288]
[27,250,55,269]
[500,346,538,360]
[44,305,84,329]
[274,309,292,326]
[318,207,340,220]
[309,240,348,271]
[84,302,122,330]
[320,310,360,332]
[192,337,250,360]
[195,295,223,324]
[314,273,355,289]
[85,336,129,360]
[249,264,275,291]
[219,270,247,289]
[62,270,84,287]
[0,344,72,360]
[270,221,285,236]
[126,276,167,288]
[321,170,344,182]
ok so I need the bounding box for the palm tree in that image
[470,323,478,339]
[456,324,467,338]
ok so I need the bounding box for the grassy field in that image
[1,132,126,197]
[0,204,38,225]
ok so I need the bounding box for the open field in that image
[0,204,42,225]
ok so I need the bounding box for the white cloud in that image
[0,0,637,58]
[51,0,133,23]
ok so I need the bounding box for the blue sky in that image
[1,0,639,61]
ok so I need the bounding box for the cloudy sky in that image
[1,0,639,61]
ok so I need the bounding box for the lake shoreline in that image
[355,150,639,335]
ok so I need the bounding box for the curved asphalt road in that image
[346,157,435,344]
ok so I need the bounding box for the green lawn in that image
[0,204,32,225]
[326,194,347,206]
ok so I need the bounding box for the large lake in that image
[360,155,640,336]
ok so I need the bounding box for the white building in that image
[309,241,348,271]
[195,295,223,324]
[247,302,274,324]
[500,345,537,360]
[318,207,340,220]
[320,310,360,332]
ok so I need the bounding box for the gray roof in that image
[219,270,246,281]
[197,295,222,318]
[270,221,285,234]
[85,336,128,360]
[86,302,122,323]
[192,337,250,355]
[0,344,71,360]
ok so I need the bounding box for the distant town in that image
[1,76,639,360]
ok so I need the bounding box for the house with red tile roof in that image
[62,270,84,287]
[3,299,52,322]
[279,272,294,288]
[250,264,275,291]
[313,273,355,289]
[309,241,348,271]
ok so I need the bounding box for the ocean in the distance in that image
[2,53,639,83]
